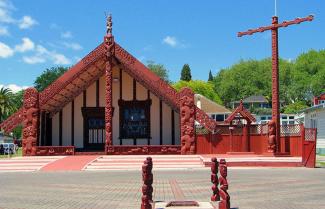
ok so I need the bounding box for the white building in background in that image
[254,114,299,125]
[300,103,325,154]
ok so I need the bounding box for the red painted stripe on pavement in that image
[41,156,99,171]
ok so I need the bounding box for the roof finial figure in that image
[106,13,113,35]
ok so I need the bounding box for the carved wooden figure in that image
[268,120,276,153]
[179,87,195,154]
[219,159,230,209]
[210,157,220,201]
[22,88,39,156]
[141,157,153,209]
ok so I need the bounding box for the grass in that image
[0,147,22,159]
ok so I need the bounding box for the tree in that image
[208,70,213,82]
[0,87,15,123]
[173,80,223,105]
[180,64,192,81]
[34,66,68,91]
[283,101,309,114]
[147,61,170,83]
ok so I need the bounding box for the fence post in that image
[211,157,220,201]
[141,157,153,209]
[219,159,230,209]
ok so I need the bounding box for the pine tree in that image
[208,70,213,82]
[180,64,192,81]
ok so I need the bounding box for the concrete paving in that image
[0,167,325,209]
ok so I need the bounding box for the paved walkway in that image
[0,156,65,172]
[0,155,304,172]
[0,168,324,209]
[41,155,99,171]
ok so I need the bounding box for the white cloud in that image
[18,15,37,29]
[0,84,29,93]
[163,36,178,47]
[22,44,71,65]
[0,41,13,58]
[0,0,15,23]
[62,42,82,50]
[51,53,70,65]
[61,31,72,39]
[14,37,35,52]
[22,55,45,64]
[0,25,9,36]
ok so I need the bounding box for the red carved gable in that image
[225,100,256,123]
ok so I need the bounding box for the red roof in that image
[225,100,256,123]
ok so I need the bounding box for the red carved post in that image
[271,16,281,153]
[104,14,114,153]
[267,120,276,153]
[219,159,230,209]
[22,88,39,156]
[179,87,196,155]
[211,157,220,201]
[141,157,153,209]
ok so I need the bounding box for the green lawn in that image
[0,147,22,159]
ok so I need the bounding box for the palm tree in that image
[0,87,16,123]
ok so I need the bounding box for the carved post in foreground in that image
[104,14,114,153]
[22,88,39,156]
[141,157,153,209]
[179,87,195,154]
[219,159,230,209]
[211,157,220,201]
[267,120,276,154]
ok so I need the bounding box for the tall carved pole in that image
[271,16,281,153]
[104,14,114,153]
[22,88,39,156]
[238,15,314,154]
[179,87,196,154]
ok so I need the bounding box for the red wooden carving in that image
[35,146,75,156]
[107,145,181,155]
[179,88,195,154]
[22,88,39,156]
[195,106,218,132]
[141,157,153,209]
[238,15,314,154]
[219,159,230,209]
[0,107,23,133]
[104,15,114,153]
[211,157,220,201]
[267,120,276,153]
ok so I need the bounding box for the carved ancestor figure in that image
[141,157,153,209]
[179,88,195,154]
[22,88,39,156]
[211,157,220,201]
[219,159,230,209]
[268,120,276,153]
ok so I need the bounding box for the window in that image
[282,116,287,119]
[289,121,295,125]
[215,114,225,122]
[119,100,151,139]
[289,116,294,119]
[261,116,266,120]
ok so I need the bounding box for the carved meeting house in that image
[0,16,219,156]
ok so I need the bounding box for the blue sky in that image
[0,0,324,92]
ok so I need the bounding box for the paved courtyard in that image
[1,168,325,209]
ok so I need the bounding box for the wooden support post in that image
[22,88,39,156]
[104,14,114,153]
[179,87,195,154]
